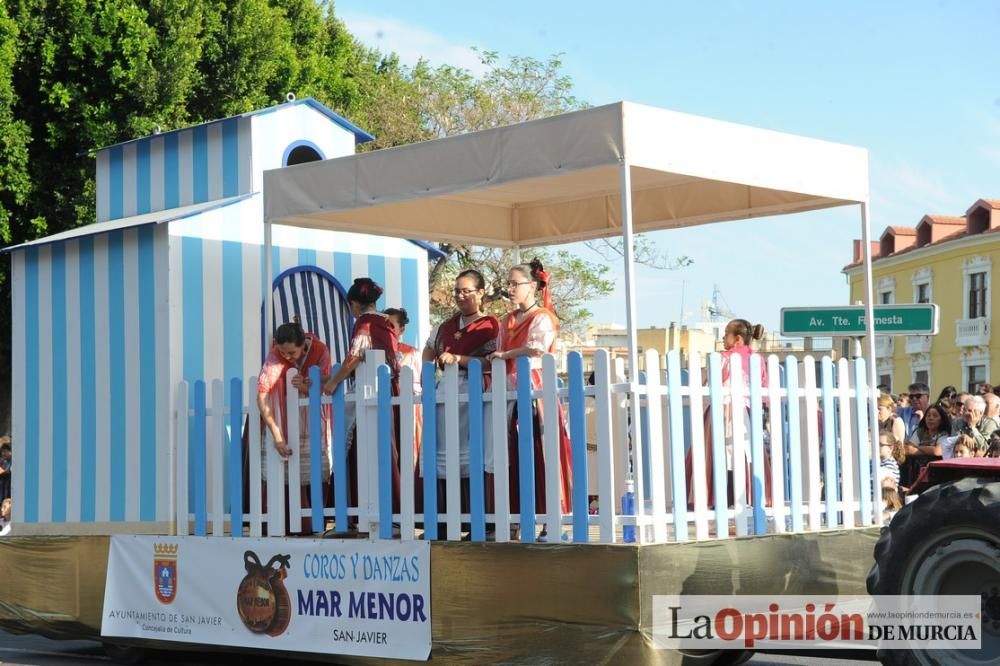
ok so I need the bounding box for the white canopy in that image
[263,101,869,247]
[261,101,882,520]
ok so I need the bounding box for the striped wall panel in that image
[166,196,427,395]
[170,229,426,392]
[96,104,360,224]
[96,117,252,223]
[12,226,169,526]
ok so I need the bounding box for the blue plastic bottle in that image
[621,475,637,543]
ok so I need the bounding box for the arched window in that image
[262,266,352,367]
[282,141,325,167]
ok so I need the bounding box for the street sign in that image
[780,304,939,336]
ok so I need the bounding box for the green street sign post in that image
[780,304,939,336]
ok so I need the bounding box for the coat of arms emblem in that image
[153,543,179,604]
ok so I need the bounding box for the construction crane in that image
[703,284,736,321]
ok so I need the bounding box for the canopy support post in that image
[512,245,521,265]
[620,160,639,381]
[619,157,644,525]
[860,201,882,527]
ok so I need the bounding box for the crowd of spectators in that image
[876,381,1000,519]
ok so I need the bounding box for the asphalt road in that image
[0,631,324,666]
[0,631,880,665]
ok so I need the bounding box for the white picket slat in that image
[399,367,416,540]
[593,351,616,543]
[686,353,709,540]
[285,372,303,534]
[442,363,461,541]
[264,423,285,537]
[644,351,668,543]
[802,357,822,530]
[354,354,374,534]
[247,376,263,538]
[728,360,748,537]
[766,355,786,534]
[489,358,510,542]
[174,382,189,536]
[611,358,630,543]
[837,358,856,528]
[541,355,562,541]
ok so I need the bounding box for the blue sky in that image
[338,1,1000,334]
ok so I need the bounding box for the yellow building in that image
[843,198,1000,394]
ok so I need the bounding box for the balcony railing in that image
[874,335,894,358]
[956,317,991,347]
[904,335,932,355]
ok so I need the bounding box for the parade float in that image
[0,99,918,665]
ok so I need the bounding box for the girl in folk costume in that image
[684,318,772,510]
[489,259,573,531]
[322,278,402,512]
[422,270,501,523]
[385,307,423,476]
[256,319,332,535]
[385,308,421,392]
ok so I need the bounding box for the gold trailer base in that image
[0,529,879,665]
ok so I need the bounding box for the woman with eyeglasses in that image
[422,269,501,535]
[256,318,332,534]
[488,258,573,539]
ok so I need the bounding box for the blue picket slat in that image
[638,371,652,493]
[467,359,486,542]
[516,356,535,543]
[331,364,349,532]
[421,362,438,540]
[748,355,767,535]
[193,380,207,537]
[852,358,873,525]
[377,365,394,540]
[784,357,804,532]
[308,366,324,534]
[229,378,243,536]
[820,357,838,528]
[567,352,589,543]
[707,354,727,532]
[666,351,688,541]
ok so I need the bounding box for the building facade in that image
[843,198,1000,394]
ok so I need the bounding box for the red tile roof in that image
[845,198,999,271]
[920,214,964,226]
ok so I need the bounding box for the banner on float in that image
[101,536,431,661]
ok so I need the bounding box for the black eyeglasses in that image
[908,393,927,399]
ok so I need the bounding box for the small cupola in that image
[965,199,1000,235]
[879,226,916,257]
[915,214,965,247]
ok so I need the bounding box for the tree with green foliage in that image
[0,0,688,427]
[0,0,393,429]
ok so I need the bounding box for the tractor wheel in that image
[867,476,1000,665]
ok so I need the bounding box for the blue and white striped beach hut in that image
[6,98,437,534]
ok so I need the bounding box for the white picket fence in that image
[172,349,881,543]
